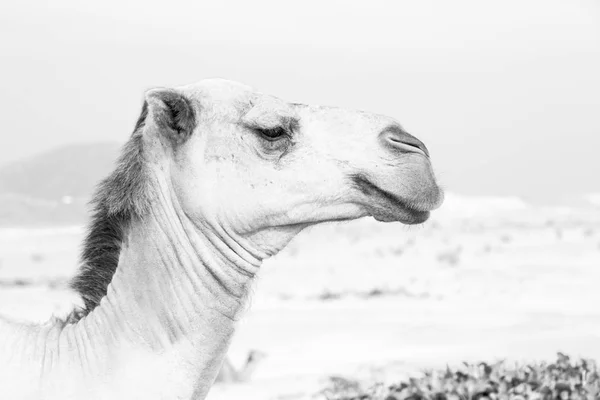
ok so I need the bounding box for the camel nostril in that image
[380,125,430,157]
[389,136,429,156]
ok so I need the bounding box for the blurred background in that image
[0,1,599,399]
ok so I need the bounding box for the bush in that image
[320,353,600,400]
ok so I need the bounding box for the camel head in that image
[141,79,443,257]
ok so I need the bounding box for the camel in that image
[0,78,443,400]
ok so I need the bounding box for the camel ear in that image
[143,88,197,144]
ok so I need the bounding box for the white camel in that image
[0,79,443,400]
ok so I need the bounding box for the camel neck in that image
[23,175,260,399]
[98,195,259,346]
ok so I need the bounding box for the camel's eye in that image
[255,126,288,141]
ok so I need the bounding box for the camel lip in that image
[372,190,433,224]
[350,174,440,224]
[372,202,431,225]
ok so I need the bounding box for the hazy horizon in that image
[1,0,598,203]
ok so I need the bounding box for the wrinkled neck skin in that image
[0,169,262,400]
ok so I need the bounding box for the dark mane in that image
[69,101,151,320]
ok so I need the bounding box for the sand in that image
[1,195,599,399]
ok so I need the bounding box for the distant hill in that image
[0,142,121,201]
[0,142,121,226]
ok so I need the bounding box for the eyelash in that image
[255,126,290,141]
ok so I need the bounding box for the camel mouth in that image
[351,174,442,224]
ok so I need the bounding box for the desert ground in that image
[0,194,599,400]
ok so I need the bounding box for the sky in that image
[0,0,598,203]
